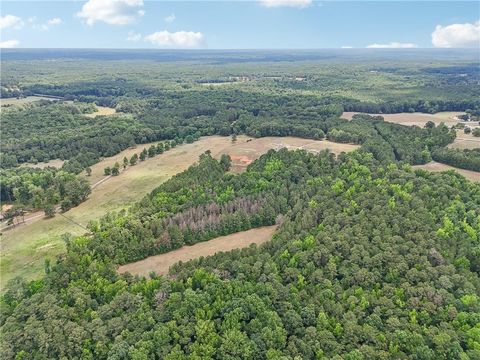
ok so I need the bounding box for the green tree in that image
[220,154,232,171]
[44,203,55,218]
[148,145,156,157]
[130,153,138,165]
[111,163,120,176]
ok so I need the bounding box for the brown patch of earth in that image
[118,225,277,278]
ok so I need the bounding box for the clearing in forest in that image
[118,225,277,278]
[342,111,464,127]
[220,136,359,172]
[83,105,116,118]
[21,159,65,169]
[413,162,480,182]
[448,129,480,150]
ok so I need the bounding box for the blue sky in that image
[1,1,479,49]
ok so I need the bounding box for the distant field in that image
[1,135,356,289]
[342,111,464,127]
[83,105,116,118]
[448,129,480,150]
[0,96,55,106]
[342,111,479,151]
[413,161,480,182]
[118,225,277,278]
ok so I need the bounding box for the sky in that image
[0,1,479,49]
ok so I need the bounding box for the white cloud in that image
[259,0,312,8]
[341,46,353,49]
[126,31,142,42]
[431,21,480,48]
[77,0,144,26]
[144,31,205,48]
[48,18,63,26]
[0,15,24,30]
[165,14,176,23]
[0,39,20,48]
[39,17,64,31]
[367,42,418,49]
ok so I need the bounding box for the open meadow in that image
[448,129,480,150]
[83,105,116,118]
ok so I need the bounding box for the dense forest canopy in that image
[1,150,479,359]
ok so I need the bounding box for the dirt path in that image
[118,225,277,278]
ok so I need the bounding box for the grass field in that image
[448,130,480,150]
[1,135,357,289]
[83,105,116,118]
[118,225,277,278]
[413,161,480,182]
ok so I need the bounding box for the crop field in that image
[118,225,277,278]
[413,161,480,182]
[0,135,355,289]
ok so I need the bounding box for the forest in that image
[1,50,479,359]
[1,149,479,359]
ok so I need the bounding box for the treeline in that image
[342,98,480,114]
[432,148,480,171]
[1,150,479,359]
[0,167,91,215]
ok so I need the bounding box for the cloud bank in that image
[0,39,20,48]
[259,0,312,8]
[77,0,144,26]
[144,31,205,48]
[431,21,480,48]
[367,42,418,49]
[0,15,24,30]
